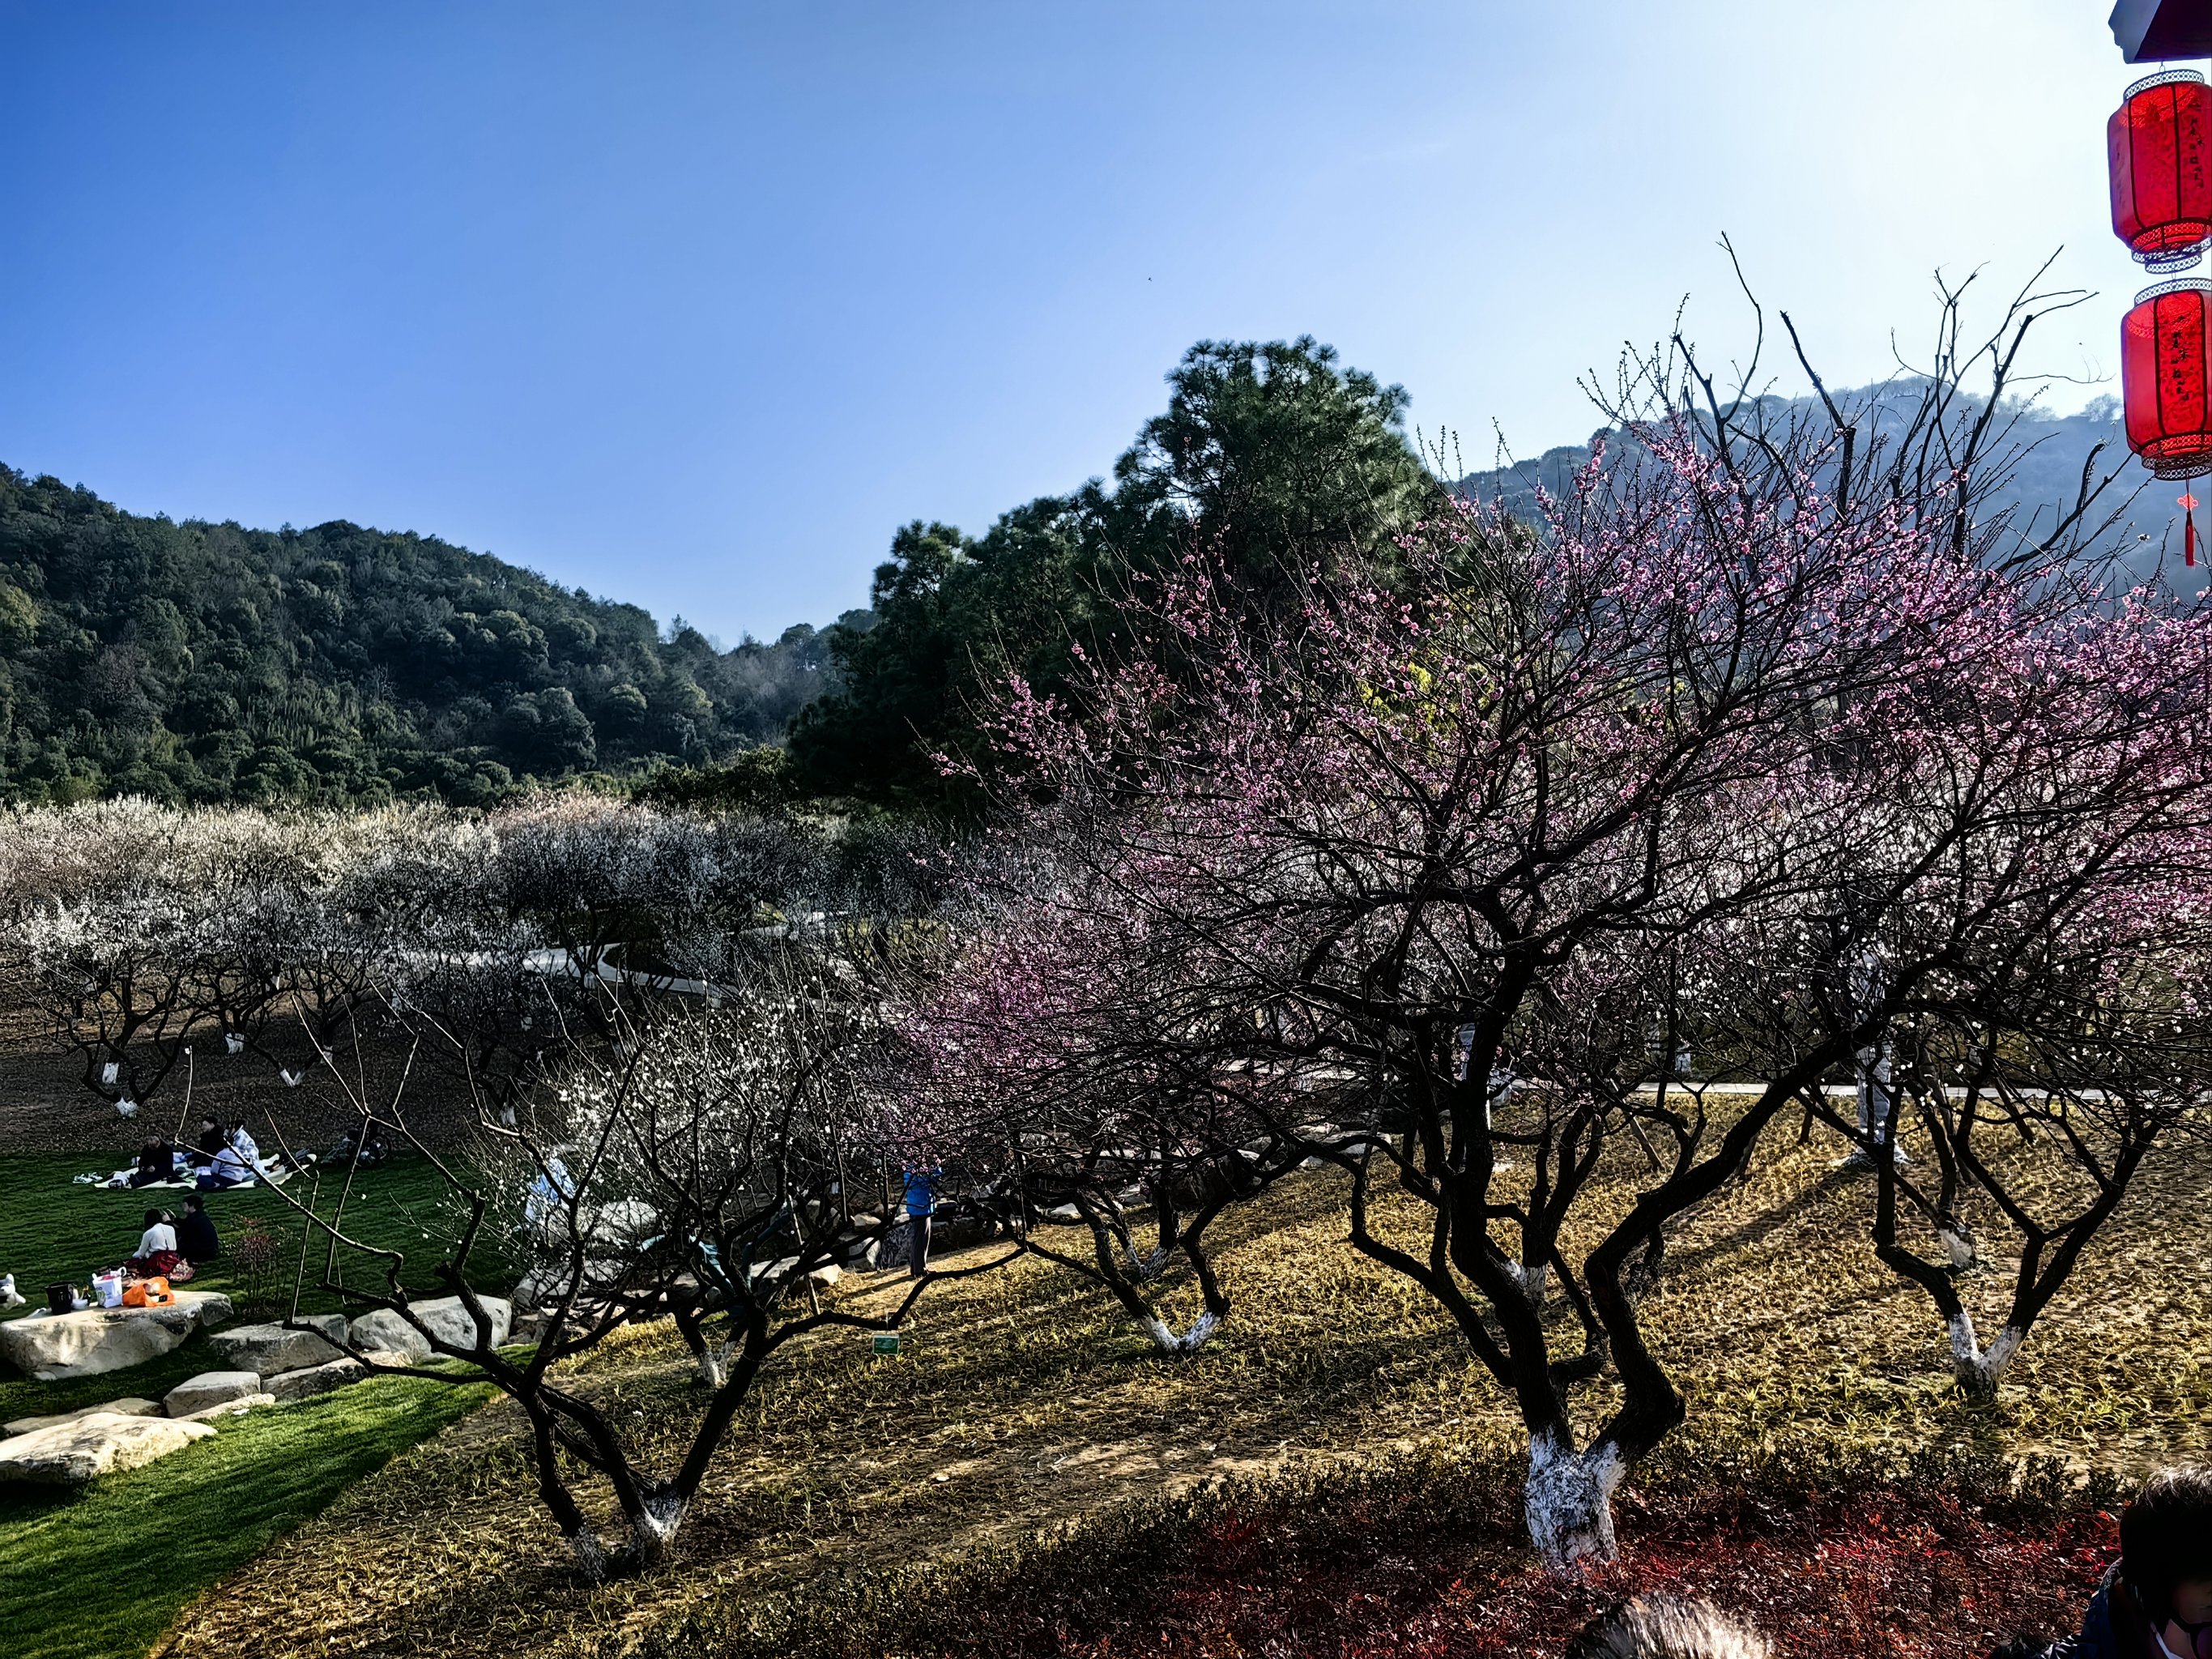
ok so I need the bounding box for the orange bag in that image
[122,1277,174,1308]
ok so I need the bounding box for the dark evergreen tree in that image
[789,337,1441,808]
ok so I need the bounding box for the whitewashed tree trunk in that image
[1523,1432,1625,1571]
[1507,1260,1549,1309]
[564,1523,612,1583]
[1939,1223,1978,1269]
[1140,1309,1221,1354]
[696,1341,732,1390]
[1126,1243,1171,1280]
[626,1491,687,1567]
[1946,1308,2023,1399]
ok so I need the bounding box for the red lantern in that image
[2121,279,2212,480]
[2109,70,2212,271]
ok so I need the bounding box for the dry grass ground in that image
[162,1124,2212,1659]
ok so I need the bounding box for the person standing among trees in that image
[901,1161,938,1278]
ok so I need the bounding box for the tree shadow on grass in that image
[0,1375,488,1659]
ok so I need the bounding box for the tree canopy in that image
[0,335,1439,812]
[787,336,1443,810]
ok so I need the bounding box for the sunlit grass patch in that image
[0,1375,488,1659]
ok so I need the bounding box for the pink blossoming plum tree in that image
[959,288,2212,1567]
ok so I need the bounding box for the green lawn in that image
[0,1150,512,1422]
[0,1151,514,1658]
[0,1374,490,1659]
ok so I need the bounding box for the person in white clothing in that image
[199,1124,257,1190]
[126,1208,184,1277]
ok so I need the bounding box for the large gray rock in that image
[4,1397,159,1438]
[514,1260,626,1310]
[177,1392,275,1424]
[264,1356,367,1401]
[345,1308,430,1362]
[162,1369,264,1418]
[207,1316,348,1377]
[756,1256,844,1291]
[0,1291,233,1382]
[0,1411,214,1484]
[350,1295,510,1360]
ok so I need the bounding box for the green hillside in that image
[0,464,863,806]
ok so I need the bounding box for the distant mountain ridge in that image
[1455,386,2199,591]
[0,463,867,807]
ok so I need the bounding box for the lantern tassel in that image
[2184,493,2201,568]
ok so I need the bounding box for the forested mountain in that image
[0,464,863,806]
[793,364,2206,817]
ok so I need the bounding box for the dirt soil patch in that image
[0,996,487,1155]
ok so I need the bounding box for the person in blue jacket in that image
[1997,1468,2212,1659]
[901,1162,940,1280]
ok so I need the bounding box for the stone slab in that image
[4,1397,159,1438]
[177,1392,276,1424]
[207,1316,348,1377]
[350,1294,510,1360]
[0,1411,214,1484]
[163,1369,264,1418]
[0,1291,232,1382]
[264,1357,367,1401]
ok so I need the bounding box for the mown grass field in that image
[0,1376,488,1659]
[0,1150,508,1659]
[0,1149,505,1422]
[152,1124,2211,1659]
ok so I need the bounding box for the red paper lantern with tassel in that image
[2110,69,2212,271]
[2121,279,2212,483]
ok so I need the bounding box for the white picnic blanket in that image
[77,1159,293,1190]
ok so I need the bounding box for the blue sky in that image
[0,2,2150,639]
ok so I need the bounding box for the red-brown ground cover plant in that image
[656,1448,2129,1659]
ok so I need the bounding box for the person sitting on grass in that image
[185,1115,226,1172]
[1997,1466,2212,1659]
[176,1192,219,1265]
[126,1134,176,1188]
[1566,1597,1773,1659]
[123,1207,193,1282]
[198,1122,258,1190]
[327,1121,389,1170]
